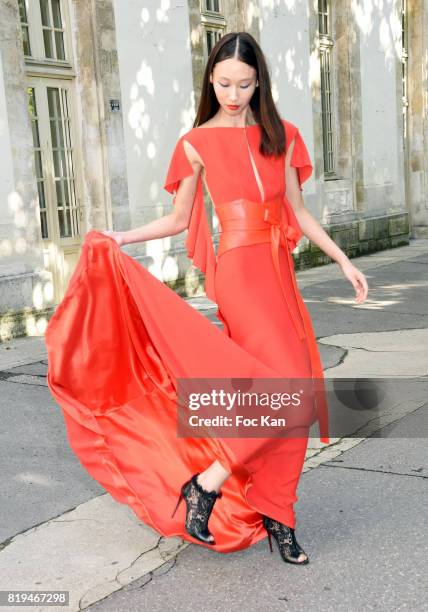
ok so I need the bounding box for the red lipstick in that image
[227,105,240,110]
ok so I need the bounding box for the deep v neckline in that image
[242,127,265,203]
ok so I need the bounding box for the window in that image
[204,0,221,12]
[318,0,329,37]
[205,28,223,56]
[47,87,79,237]
[18,0,31,56]
[17,0,70,64]
[200,1,226,60]
[27,83,82,240]
[40,0,66,60]
[318,0,335,174]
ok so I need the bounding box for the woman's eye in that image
[219,83,250,89]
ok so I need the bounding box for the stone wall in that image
[0,0,47,339]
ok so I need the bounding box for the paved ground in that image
[0,239,427,611]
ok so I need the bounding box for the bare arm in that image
[102,141,203,246]
[285,138,368,303]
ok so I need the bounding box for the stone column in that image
[71,0,130,232]
[406,0,428,237]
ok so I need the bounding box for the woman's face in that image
[209,58,258,118]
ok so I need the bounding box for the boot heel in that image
[267,530,273,553]
[171,491,184,518]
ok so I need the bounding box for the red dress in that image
[45,118,329,553]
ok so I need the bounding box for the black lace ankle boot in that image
[171,473,222,544]
[263,516,309,565]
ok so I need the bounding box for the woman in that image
[46,32,368,566]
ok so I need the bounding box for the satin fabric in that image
[215,196,329,439]
[45,119,330,553]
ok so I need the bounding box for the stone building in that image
[0,0,425,339]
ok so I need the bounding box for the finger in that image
[363,277,369,296]
[352,278,361,294]
[354,280,364,302]
[357,283,367,302]
[358,275,368,299]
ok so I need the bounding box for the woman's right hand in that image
[100,230,126,246]
[339,259,368,304]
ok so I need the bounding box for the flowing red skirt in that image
[45,231,328,552]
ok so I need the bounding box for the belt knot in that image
[263,198,300,244]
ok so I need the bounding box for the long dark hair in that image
[193,32,286,157]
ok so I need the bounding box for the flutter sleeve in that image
[163,135,217,303]
[286,124,313,192]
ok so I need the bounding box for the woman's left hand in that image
[100,230,126,246]
[339,260,368,304]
